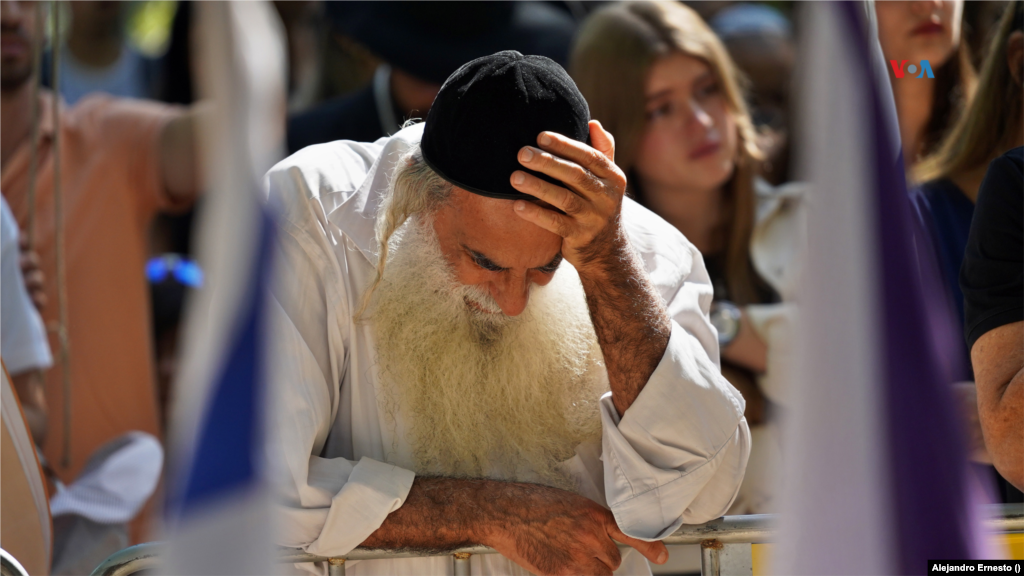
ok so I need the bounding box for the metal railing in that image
[90,505,1024,576]
[0,549,30,576]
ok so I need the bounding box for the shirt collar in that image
[325,123,426,266]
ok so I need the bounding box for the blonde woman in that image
[571,1,803,515]
[875,0,976,166]
[911,2,1023,501]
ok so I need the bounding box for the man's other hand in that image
[18,235,45,311]
[507,119,672,417]
[362,477,668,576]
[483,483,668,576]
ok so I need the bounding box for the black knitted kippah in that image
[421,50,591,200]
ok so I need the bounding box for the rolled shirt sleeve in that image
[601,323,750,540]
[603,202,751,540]
[269,271,415,557]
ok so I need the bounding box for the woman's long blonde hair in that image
[570,1,766,305]
[915,1,1023,185]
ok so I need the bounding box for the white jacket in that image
[726,179,804,516]
[748,178,805,406]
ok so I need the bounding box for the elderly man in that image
[268,51,750,576]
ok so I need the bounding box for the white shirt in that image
[1,195,53,375]
[748,178,806,406]
[265,124,750,575]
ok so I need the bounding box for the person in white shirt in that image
[267,51,750,576]
[1,195,52,446]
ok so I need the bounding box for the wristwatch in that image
[710,300,742,348]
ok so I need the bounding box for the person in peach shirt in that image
[0,0,202,541]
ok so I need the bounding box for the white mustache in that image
[463,286,503,315]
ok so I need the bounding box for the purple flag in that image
[776,2,993,574]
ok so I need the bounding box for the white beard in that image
[370,217,607,489]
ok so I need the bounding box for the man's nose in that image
[490,275,531,317]
[909,0,942,17]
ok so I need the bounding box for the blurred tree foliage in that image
[126,0,178,57]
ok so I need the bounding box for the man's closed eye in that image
[471,252,507,272]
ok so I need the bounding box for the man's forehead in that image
[443,187,562,268]
[451,186,559,212]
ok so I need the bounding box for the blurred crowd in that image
[0,1,1020,573]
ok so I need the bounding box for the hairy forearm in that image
[972,322,1024,491]
[361,476,488,551]
[361,477,562,552]
[362,473,665,575]
[578,223,672,417]
[361,477,592,554]
[983,368,1022,490]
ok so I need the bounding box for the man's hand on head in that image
[509,120,628,280]
[509,120,673,417]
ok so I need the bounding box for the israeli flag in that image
[160,3,287,575]
[775,3,994,574]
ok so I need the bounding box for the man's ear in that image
[1008,30,1024,87]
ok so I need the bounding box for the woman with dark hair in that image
[875,0,976,166]
[571,0,804,515]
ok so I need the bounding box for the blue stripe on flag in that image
[172,208,275,514]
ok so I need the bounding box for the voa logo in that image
[890,59,935,78]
